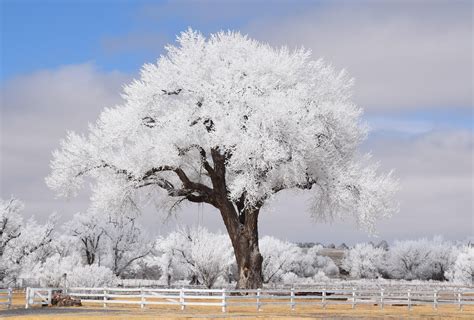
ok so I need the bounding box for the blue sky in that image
[2,1,151,78]
[1,0,309,80]
[1,0,472,243]
[2,1,471,127]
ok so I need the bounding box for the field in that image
[1,290,473,319]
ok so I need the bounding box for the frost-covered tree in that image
[52,234,80,259]
[64,212,105,265]
[1,211,56,285]
[0,197,24,283]
[445,246,474,286]
[428,237,458,281]
[0,197,24,258]
[102,213,152,277]
[292,245,339,278]
[387,238,456,281]
[12,216,56,265]
[46,29,398,288]
[67,264,118,288]
[30,253,81,287]
[157,226,233,288]
[342,243,386,279]
[122,256,162,280]
[259,236,300,283]
[30,253,118,287]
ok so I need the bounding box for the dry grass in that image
[3,290,473,319]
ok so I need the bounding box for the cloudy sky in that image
[1,0,472,244]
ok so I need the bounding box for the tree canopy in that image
[47,29,397,232]
[47,29,398,288]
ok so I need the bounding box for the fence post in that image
[256,288,261,311]
[322,288,326,309]
[180,288,185,311]
[103,289,107,308]
[458,290,463,311]
[221,288,227,313]
[407,289,411,311]
[351,287,356,309]
[290,288,295,311]
[8,288,12,309]
[25,287,29,309]
[433,290,437,310]
[140,288,145,309]
[380,288,384,310]
[47,289,52,306]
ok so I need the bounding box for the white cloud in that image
[101,32,169,55]
[1,63,130,221]
[105,1,472,111]
[244,1,472,110]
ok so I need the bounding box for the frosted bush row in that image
[341,239,473,286]
[1,197,472,288]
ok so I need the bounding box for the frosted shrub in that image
[445,246,474,286]
[291,245,338,278]
[323,260,340,277]
[0,197,56,285]
[281,272,299,285]
[157,226,233,288]
[312,270,330,282]
[342,243,386,279]
[101,212,153,277]
[67,264,118,287]
[28,253,117,287]
[0,197,24,258]
[189,231,233,288]
[260,236,301,283]
[387,238,457,280]
[30,253,81,287]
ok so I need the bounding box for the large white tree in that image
[47,29,398,288]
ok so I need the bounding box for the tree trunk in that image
[234,223,263,289]
[211,149,264,289]
[218,203,263,289]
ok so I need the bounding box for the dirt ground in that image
[1,290,473,319]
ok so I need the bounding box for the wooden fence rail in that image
[25,286,474,312]
[0,288,12,309]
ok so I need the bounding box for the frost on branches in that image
[65,211,153,277]
[47,29,398,288]
[0,197,56,285]
[259,236,300,284]
[342,243,386,279]
[0,198,23,258]
[387,238,457,281]
[156,226,233,288]
[445,246,474,286]
[64,211,105,265]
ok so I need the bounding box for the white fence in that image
[25,287,56,308]
[25,286,474,312]
[0,288,12,309]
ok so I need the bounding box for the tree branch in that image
[177,145,215,176]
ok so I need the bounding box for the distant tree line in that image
[1,197,472,288]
